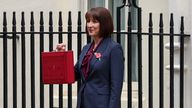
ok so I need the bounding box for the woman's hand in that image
[55,43,66,52]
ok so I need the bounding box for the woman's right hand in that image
[55,43,66,52]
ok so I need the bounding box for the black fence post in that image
[127,11,132,108]
[159,13,164,108]
[117,6,121,44]
[68,11,72,108]
[180,16,184,108]
[77,11,82,92]
[49,11,54,108]
[148,13,153,108]
[21,11,26,108]
[30,11,35,108]
[3,12,8,108]
[169,13,174,108]
[58,11,63,108]
[12,12,17,108]
[40,11,45,108]
[137,7,143,108]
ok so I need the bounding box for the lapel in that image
[78,37,110,81]
[87,37,110,79]
[78,43,91,68]
[78,43,92,81]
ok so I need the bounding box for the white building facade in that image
[0,0,191,108]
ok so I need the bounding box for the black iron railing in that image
[0,5,190,108]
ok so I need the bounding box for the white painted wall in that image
[139,0,170,108]
[139,0,192,107]
[168,0,191,108]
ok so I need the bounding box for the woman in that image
[56,7,124,108]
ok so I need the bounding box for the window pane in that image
[109,0,138,81]
[88,0,105,9]
[109,0,125,30]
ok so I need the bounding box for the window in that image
[88,0,105,9]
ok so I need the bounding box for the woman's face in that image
[86,18,100,37]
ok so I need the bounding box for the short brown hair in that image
[85,7,114,38]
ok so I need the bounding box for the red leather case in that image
[41,51,75,84]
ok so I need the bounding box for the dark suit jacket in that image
[75,37,124,108]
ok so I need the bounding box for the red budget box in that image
[41,51,75,84]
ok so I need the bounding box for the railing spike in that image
[49,11,53,26]
[170,13,174,27]
[59,11,62,26]
[21,12,25,26]
[58,11,63,43]
[180,16,184,32]
[3,12,7,26]
[128,12,132,27]
[78,11,81,26]
[149,13,153,27]
[40,11,44,25]
[12,12,16,25]
[68,11,72,25]
[30,12,34,25]
[159,13,163,28]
